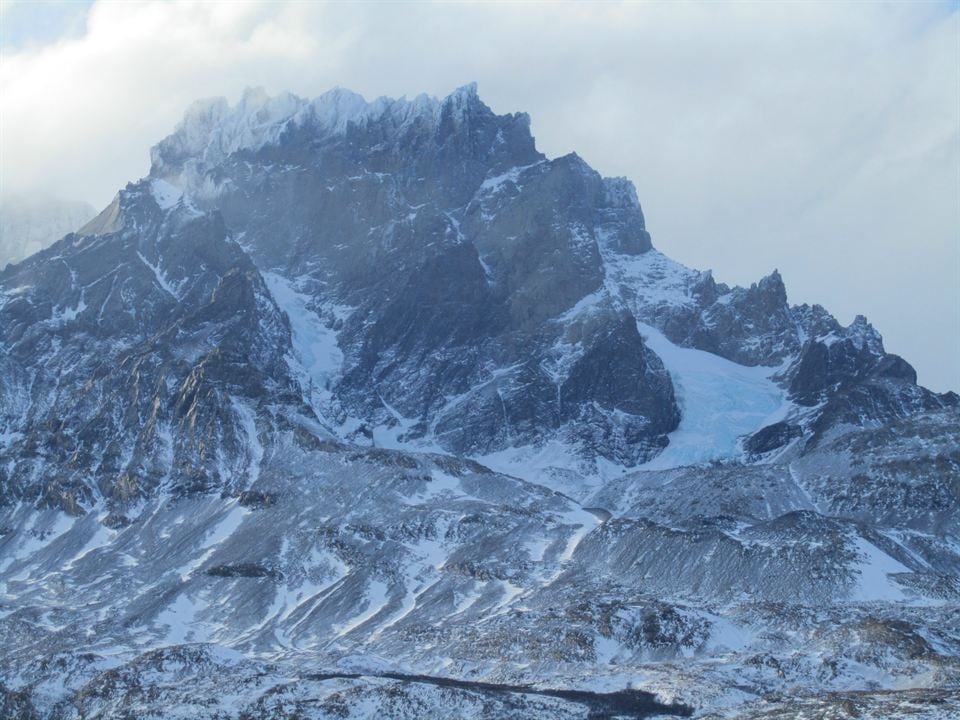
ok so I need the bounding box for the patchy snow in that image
[155,86,480,188]
[0,511,74,576]
[157,591,210,645]
[449,582,483,617]
[407,535,447,571]
[593,632,622,664]
[635,321,789,470]
[0,428,22,452]
[371,394,423,450]
[475,439,619,501]
[47,295,87,325]
[371,590,418,637]
[477,429,665,502]
[601,248,702,311]
[702,612,756,653]
[270,547,349,637]
[523,535,552,563]
[65,521,116,568]
[429,364,522,440]
[478,161,544,193]
[198,503,249,548]
[485,580,524,617]
[370,574,438,639]
[416,469,463,502]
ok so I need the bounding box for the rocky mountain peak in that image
[6,83,952,498]
[1,82,958,720]
[845,313,884,353]
[602,176,642,210]
[439,81,483,115]
[756,268,786,298]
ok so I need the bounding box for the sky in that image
[1,0,957,391]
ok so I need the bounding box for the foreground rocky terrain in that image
[1,84,957,718]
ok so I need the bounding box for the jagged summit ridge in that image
[150,82,525,184]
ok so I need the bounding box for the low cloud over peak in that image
[1,1,956,390]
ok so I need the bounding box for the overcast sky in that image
[1,0,957,391]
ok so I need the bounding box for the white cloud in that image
[1,1,957,390]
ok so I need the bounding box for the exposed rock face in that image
[743,420,803,457]
[0,184,308,509]
[0,85,957,719]
[140,83,682,470]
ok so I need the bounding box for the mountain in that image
[1,84,957,719]
[0,194,96,270]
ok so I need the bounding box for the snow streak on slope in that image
[636,321,789,470]
[333,580,389,637]
[0,509,74,577]
[262,272,347,418]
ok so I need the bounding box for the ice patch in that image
[636,322,789,470]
